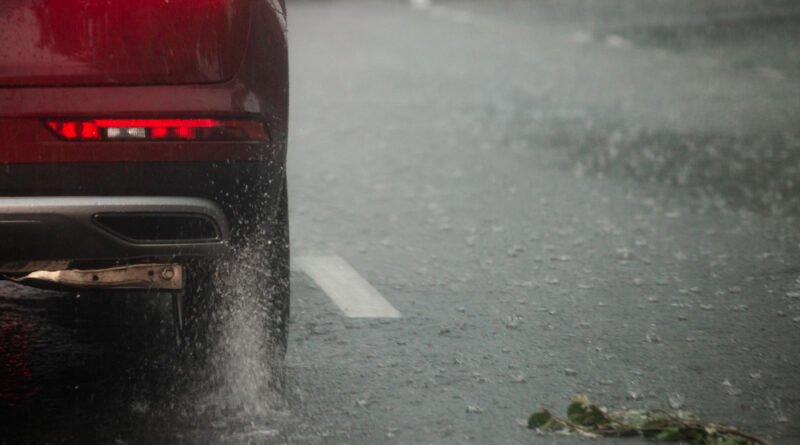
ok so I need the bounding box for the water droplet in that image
[668,393,685,409]
[646,324,661,343]
[507,245,524,257]
[722,378,742,396]
[616,247,633,260]
[510,372,527,383]
[505,315,522,329]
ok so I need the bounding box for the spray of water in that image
[195,244,286,417]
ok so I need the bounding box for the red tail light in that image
[45,119,268,141]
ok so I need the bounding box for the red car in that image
[0,1,290,359]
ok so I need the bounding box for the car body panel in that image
[0,0,250,86]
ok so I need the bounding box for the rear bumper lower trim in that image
[0,196,230,271]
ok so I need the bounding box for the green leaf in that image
[621,410,648,428]
[683,428,708,444]
[540,419,566,432]
[528,411,551,429]
[655,426,683,441]
[721,434,751,445]
[566,401,587,422]
[566,395,610,427]
[539,419,572,432]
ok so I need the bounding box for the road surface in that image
[2,1,800,443]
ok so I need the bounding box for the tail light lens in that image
[45,119,268,142]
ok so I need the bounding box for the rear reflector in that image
[45,119,268,141]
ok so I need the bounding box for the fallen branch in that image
[528,394,774,445]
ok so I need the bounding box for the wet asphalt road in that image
[3,1,800,443]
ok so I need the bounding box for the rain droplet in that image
[507,245,524,257]
[616,247,633,260]
[668,393,685,409]
[505,315,522,329]
[722,378,742,396]
[510,373,527,383]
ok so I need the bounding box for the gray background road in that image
[2,0,800,443]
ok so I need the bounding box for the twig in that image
[713,425,774,445]
[652,409,774,445]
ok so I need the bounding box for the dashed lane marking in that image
[294,255,402,319]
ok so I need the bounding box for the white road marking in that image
[295,255,401,319]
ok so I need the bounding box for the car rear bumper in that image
[0,196,231,272]
[0,159,286,272]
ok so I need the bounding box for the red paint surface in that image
[0,0,250,86]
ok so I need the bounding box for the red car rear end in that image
[0,0,290,356]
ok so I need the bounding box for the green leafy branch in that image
[528,394,774,445]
